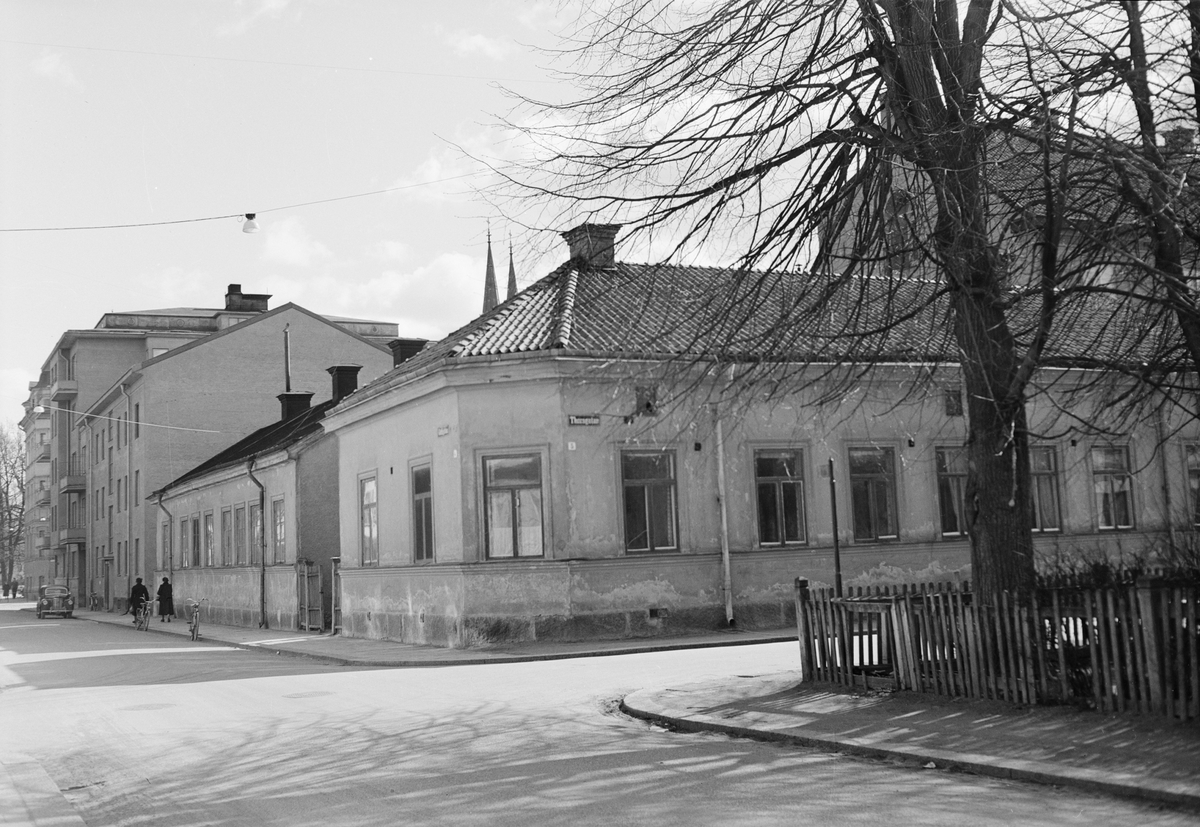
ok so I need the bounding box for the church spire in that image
[482,225,499,314]
[506,239,518,300]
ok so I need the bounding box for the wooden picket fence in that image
[793,575,1199,720]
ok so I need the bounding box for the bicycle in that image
[133,601,152,631]
[88,592,102,612]
[187,598,208,641]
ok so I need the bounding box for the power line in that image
[0,171,484,232]
[36,403,222,434]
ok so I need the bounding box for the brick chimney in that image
[327,365,362,404]
[277,391,314,421]
[561,223,621,268]
[225,284,272,313]
[388,338,428,367]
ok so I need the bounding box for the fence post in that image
[794,578,814,682]
[1136,576,1165,715]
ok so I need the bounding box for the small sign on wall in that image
[568,414,601,426]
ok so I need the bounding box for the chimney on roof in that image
[388,338,428,367]
[225,284,272,313]
[277,391,314,421]
[1164,127,1195,158]
[327,365,362,405]
[561,223,621,268]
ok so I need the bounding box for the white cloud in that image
[442,29,516,61]
[367,240,411,264]
[31,52,82,91]
[0,367,38,425]
[219,0,294,36]
[260,216,333,267]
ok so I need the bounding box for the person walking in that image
[157,577,174,622]
[129,577,150,623]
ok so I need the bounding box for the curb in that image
[619,695,1200,812]
[72,610,796,668]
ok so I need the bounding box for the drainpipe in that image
[713,404,735,627]
[247,459,268,629]
[121,384,135,583]
[156,492,173,579]
[1156,402,1177,551]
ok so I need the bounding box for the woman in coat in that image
[157,577,174,622]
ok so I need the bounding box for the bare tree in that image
[0,424,25,593]
[501,0,1075,598]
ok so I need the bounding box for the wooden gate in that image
[297,558,323,632]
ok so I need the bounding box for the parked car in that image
[36,585,74,619]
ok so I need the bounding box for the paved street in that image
[1,603,1195,826]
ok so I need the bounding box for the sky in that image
[0,0,577,425]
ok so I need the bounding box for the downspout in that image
[121,384,134,581]
[715,414,735,626]
[247,458,268,629]
[156,492,173,579]
[1156,402,1177,551]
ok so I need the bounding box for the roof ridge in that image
[551,267,579,348]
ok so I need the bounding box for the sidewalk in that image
[69,608,1200,810]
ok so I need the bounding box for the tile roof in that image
[343,254,1173,413]
[155,400,334,494]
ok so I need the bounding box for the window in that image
[204,513,214,566]
[483,455,544,558]
[191,517,201,567]
[180,517,189,568]
[161,522,170,569]
[1031,446,1062,532]
[134,403,140,438]
[412,465,434,562]
[849,447,898,541]
[134,471,139,508]
[116,478,122,513]
[249,503,262,565]
[221,509,232,566]
[935,447,967,536]
[1092,446,1133,530]
[621,451,677,553]
[360,477,379,565]
[755,450,806,545]
[234,505,247,565]
[272,498,286,563]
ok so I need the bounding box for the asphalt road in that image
[1,603,1194,826]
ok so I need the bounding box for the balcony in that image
[50,378,77,402]
[61,459,86,492]
[34,444,50,463]
[34,489,51,507]
[34,535,50,551]
[59,521,86,545]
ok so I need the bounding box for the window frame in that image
[234,505,247,566]
[1186,444,1200,527]
[221,508,232,566]
[179,517,190,568]
[411,462,434,563]
[1030,445,1062,533]
[847,445,900,542]
[480,449,547,560]
[249,502,262,565]
[272,497,286,564]
[752,447,808,547]
[1091,445,1134,531]
[935,446,968,538]
[359,473,379,566]
[203,511,214,566]
[620,449,679,554]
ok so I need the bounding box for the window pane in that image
[938,477,962,534]
[1035,475,1061,530]
[486,456,541,486]
[851,480,874,540]
[1092,447,1128,473]
[872,480,897,537]
[755,453,797,479]
[849,447,893,476]
[935,447,967,475]
[622,453,673,481]
[1031,446,1056,473]
[488,490,514,558]
[624,486,649,551]
[782,482,804,542]
[757,482,780,544]
[648,485,676,549]
[413,466,431,495]
[516,488,543,556]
